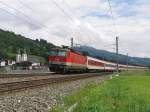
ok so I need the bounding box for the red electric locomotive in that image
[48,47,87,73]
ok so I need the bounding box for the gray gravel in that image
[0,75,111,112]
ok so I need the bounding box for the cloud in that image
[0,0,149,58]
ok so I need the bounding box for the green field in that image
[51,70,150,112]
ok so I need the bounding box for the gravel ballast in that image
[0,75,111,112]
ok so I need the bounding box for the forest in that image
[0,29,55,60]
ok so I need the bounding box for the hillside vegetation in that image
[0,29,55,59]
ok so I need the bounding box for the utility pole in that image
[71,37,73,48]
[126,53,129,71]
[116,37,119,72]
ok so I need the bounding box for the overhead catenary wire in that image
[50,0,75,22]
[107,0,118,36]
[17,0,40,17]
[64,1,101,33]
[1,1,41,24]
[0,1,44,29]
[18,0,79,39]
[17,0,74,41]
[0,1,59,39]
[0,7,37,28]
[50,0,83,44]
[52,0,101,45]
[49,0,85,44]
[62,1,92,38]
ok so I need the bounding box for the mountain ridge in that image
[74,46,150,67]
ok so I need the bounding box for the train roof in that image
[50,47,70,51]
[50,47,85,56]
[87,56,116,65]
[87,56,148,68]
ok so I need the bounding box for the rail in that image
[0,72,112,95]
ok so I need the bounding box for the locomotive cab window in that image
[49,51,57,56]
[49,50,67,57]
[58,51,67,57]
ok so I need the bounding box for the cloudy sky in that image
[0,0,150,57]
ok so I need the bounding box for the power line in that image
[0,7,37,27]
[50,0,105,48]
[19,0,76,40]
[50,0,74,22]
[63,0,102,34]
[57,0,102,44]
[17,0,73,39]
[0,1,59,37]
[17,0,40,16]
[50,0,86,43]
[62,1,88,38]
[0,1,43,28]
[49,0,80,41]
[107,0,118,36]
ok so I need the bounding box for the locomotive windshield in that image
[49,50,67,57]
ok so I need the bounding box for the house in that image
[27,55,41,68]
[0,61,6,67]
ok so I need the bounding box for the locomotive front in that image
[48,48,69,73]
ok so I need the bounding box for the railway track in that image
[0,73,54,78]
[0,72,112,95]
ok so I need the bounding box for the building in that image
[16,49,27,63]
[22,49,27,61]
[16,50,22,63]
[0,61,6,67]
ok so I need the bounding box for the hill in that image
[0,29,55,60]
[74,46,150,67]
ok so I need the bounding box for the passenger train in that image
[48,47,148,73]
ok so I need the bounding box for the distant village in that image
[0,50,47,71]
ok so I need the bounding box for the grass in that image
[51,70,150,112]
[119,70,150,76]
